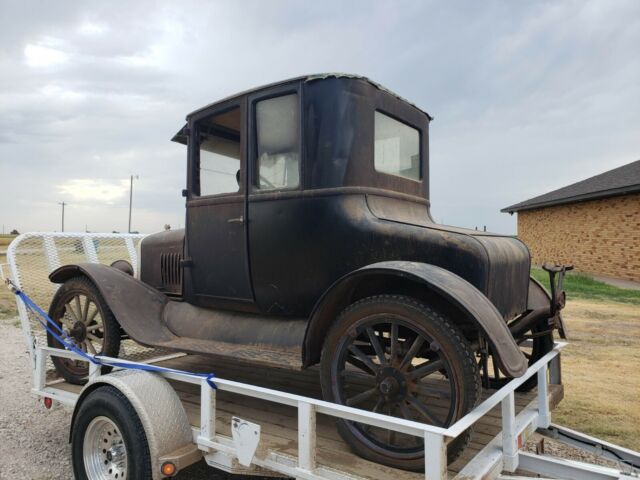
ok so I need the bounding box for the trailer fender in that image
[49,263,176,345]
[71,370,198,480]
[304,261,527,377]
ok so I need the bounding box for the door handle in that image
[227,215,244,224]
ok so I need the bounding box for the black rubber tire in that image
[47,276,121,385]
[72,385,152,480]
[320,295,481,471]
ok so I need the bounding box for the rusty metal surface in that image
[306,261,528,378]
[49,263,304,369]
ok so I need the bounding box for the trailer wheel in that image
[47,276,121,385]
[320,295,481,471]
[72,385,152,480]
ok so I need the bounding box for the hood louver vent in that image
[160,252,183,295]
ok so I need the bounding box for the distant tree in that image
[10,229,19,235]
[164,224,171,231]
[112,230,120,234]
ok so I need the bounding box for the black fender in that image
[303,261,528,377]
[49,263,176,345]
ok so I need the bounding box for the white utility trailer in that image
[2,232,638,480]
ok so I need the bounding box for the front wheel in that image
[320,295,481,471]
[47,276,121,384]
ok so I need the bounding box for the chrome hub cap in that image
[83,416,127,479]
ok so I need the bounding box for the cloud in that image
[0,0,639,235]
[57,178,129,204]
[24,42,69,68]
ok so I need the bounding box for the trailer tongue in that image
[3,232,638,480]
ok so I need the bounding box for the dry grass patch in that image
[553,299,640,450]
[0,253,18,321]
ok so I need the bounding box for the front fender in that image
[304,261,528,377]
[49,263,175,345]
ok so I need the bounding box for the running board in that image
[150,336,303,370]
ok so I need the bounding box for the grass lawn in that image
[552,299,639,450]
[531,267,640,305]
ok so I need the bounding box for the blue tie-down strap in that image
[8,281,217,389]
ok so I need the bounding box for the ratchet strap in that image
[6,279,217,389]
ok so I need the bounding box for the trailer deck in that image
[44,352,564,479]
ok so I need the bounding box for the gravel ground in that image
[0,318,265,480]
[1,317,631,479]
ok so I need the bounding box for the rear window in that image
[374,111,420,181]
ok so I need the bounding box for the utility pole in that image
[58,202,67,232]
[128,175,138,233]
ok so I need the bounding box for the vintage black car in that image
[47,74,567,471]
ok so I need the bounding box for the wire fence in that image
[5,232,172,378]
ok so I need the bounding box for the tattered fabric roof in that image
[502,159,640,213]
[185,73,433,120]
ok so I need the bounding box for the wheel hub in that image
[83,416,127,480]
[376,367,408,403]
[69,321,87,342]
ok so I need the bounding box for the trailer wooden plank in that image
[43,354,562,479]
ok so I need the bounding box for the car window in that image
[198,106,241,196]
[255,94,299,190]
[374,111,420,181]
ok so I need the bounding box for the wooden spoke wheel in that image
[47,276,121,385]
[320,295,480,471]
[479,322,553,392]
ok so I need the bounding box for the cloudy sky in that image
[0,0,638,235]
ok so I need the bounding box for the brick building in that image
[502,159,640,282]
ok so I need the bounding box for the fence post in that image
[125,237,138,274]
[34,347,47,392]
[298,401,316,471]
[549,351,562,385]
[424,431,446,480]
[537,365,551,428]
[200,378,217,451]
[43,235,61,272]
[501,391,518,472]
[83,236,99,263]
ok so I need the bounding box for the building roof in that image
[502,159,640,213]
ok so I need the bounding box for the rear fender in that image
[49,263,175,345]
[304,261,528,377]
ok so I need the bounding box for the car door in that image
[247,83,304,314]
[185,99,254,306]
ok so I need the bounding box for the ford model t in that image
[47,74,568,471]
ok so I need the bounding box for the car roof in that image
[172,73,432,144]
[185,73,433,120]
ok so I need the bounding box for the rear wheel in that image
[47,276,121,385]
[320,295,481,471]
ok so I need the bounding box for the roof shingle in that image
[502,159,640,213]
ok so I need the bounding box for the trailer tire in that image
[72,385,152,480]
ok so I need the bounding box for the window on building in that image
[255,94,300,190]
[198,107,241,196]
[374,111,420,181]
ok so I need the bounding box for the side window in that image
[197,106,241,196]
[374,111,421,181]
[255,94,299,190]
